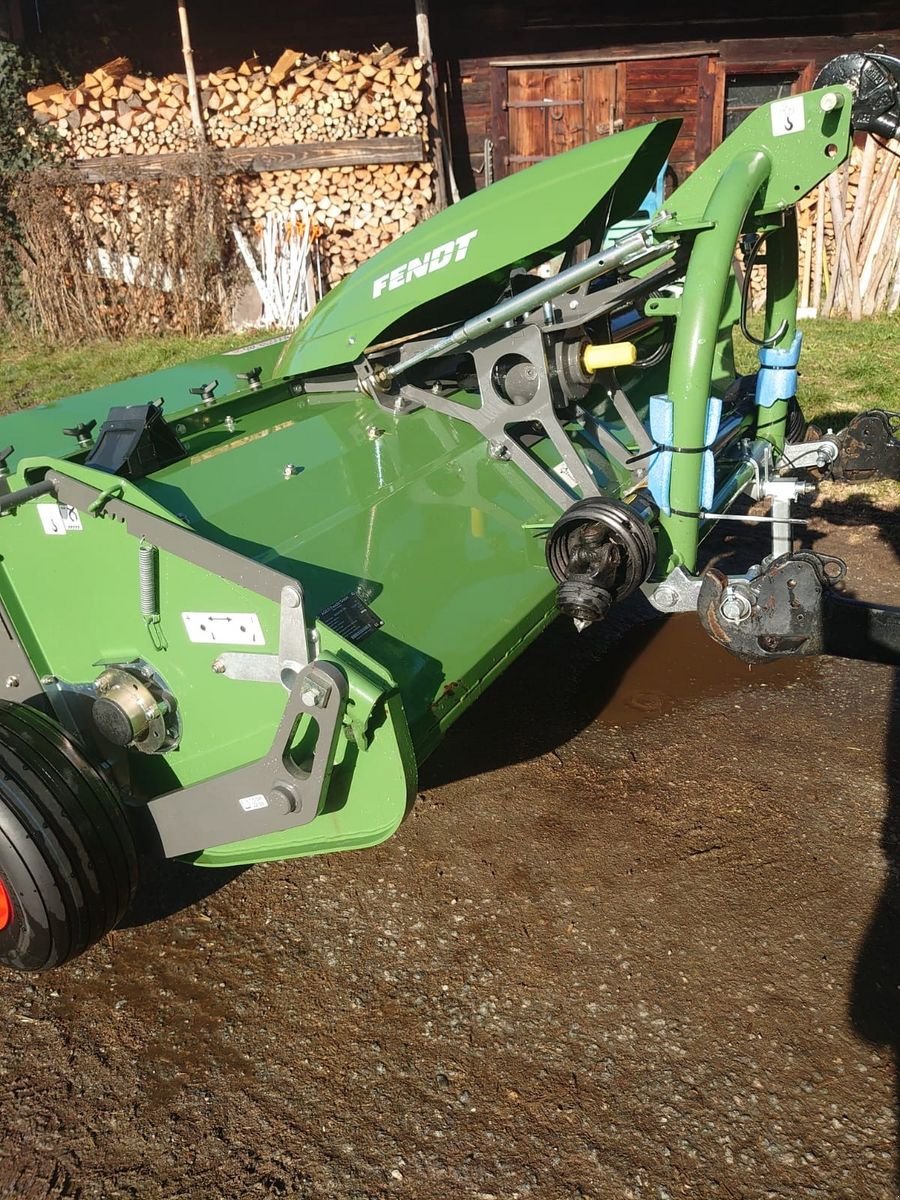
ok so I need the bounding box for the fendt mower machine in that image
[0,51,899,971]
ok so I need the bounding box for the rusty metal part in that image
[831,409,900,482]
[698,551,900,666]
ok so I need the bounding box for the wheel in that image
[0,701,138,972]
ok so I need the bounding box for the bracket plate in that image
[147,660,349,857]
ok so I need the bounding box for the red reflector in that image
[0,880,11,931]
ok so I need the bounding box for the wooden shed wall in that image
[446,28,900,194]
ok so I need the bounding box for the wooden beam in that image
[176,0,206,143]
[415,0,450,209]
[51,137,425,184]
[8,0,25,41]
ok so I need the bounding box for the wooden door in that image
[504,65,616,175]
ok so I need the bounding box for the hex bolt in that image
[300,677,331,708]
[212,659,226,674]
[367,426,385,440]
[488,440,510,461]
[5,676,19,688]
[283,464,298,479]
[224,415,236,433]
[719,589,752,624]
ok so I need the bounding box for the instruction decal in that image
[239,794,268,812]
[182,612,266,645]
[770,97,805,137]
[37,503,83,535]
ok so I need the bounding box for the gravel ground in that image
[0,495,897,1200]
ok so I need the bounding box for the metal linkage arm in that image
[368,226,677,388]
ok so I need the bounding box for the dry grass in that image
[9,157,237,340]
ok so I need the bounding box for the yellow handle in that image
[582,342,637,372]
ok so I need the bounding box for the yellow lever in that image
[582,342,638,372]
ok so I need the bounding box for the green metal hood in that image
[0,335,288,467]
[275,120,679,378]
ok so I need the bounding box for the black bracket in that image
[831,409,900,482]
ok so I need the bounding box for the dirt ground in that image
[0,492,897,1200]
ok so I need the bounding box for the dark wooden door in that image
[505,65,616,174]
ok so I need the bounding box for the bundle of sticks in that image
[227,162,434,284]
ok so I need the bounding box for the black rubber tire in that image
[0,701,138,972]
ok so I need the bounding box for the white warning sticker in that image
[770,96,805,137]
[181,612,265,645]
[37,503,83,535]
[239,793,268,812]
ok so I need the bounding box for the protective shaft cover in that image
[274,120,679,378]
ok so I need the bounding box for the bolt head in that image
[268,784,298,815]
[212,659,226,674]
[488,440,510,461]
[719,590,752,624]
[5,676,19,688]
[654,586,677,610]
[367,426,385,440]
[283,588,302,609]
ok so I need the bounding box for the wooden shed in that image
[12,0,900,197]
[430,1,900,193]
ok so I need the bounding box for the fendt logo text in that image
[372,230,479,299]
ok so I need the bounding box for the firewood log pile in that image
[747,136,900,317]
[25,46,434,294]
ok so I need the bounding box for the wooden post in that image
[811,181,825,316]
[176,0,206,144]
[414,0,449,210]
[8,0,25,41]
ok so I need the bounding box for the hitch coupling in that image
[698,551,900,666]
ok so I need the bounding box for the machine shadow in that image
[422,508,772,789]
[121,854,247,929]
[821,497,900,1181]
[421,596,668,789]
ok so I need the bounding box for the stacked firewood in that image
[230,163,434,283]
[747,136,900,317]
[27,47,425,156]
[24,46,433,293]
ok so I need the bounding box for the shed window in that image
[723,72,797,137]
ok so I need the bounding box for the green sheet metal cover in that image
[275,121,680,378]
[0,336,288,467]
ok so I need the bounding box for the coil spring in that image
[139,542,159,620]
